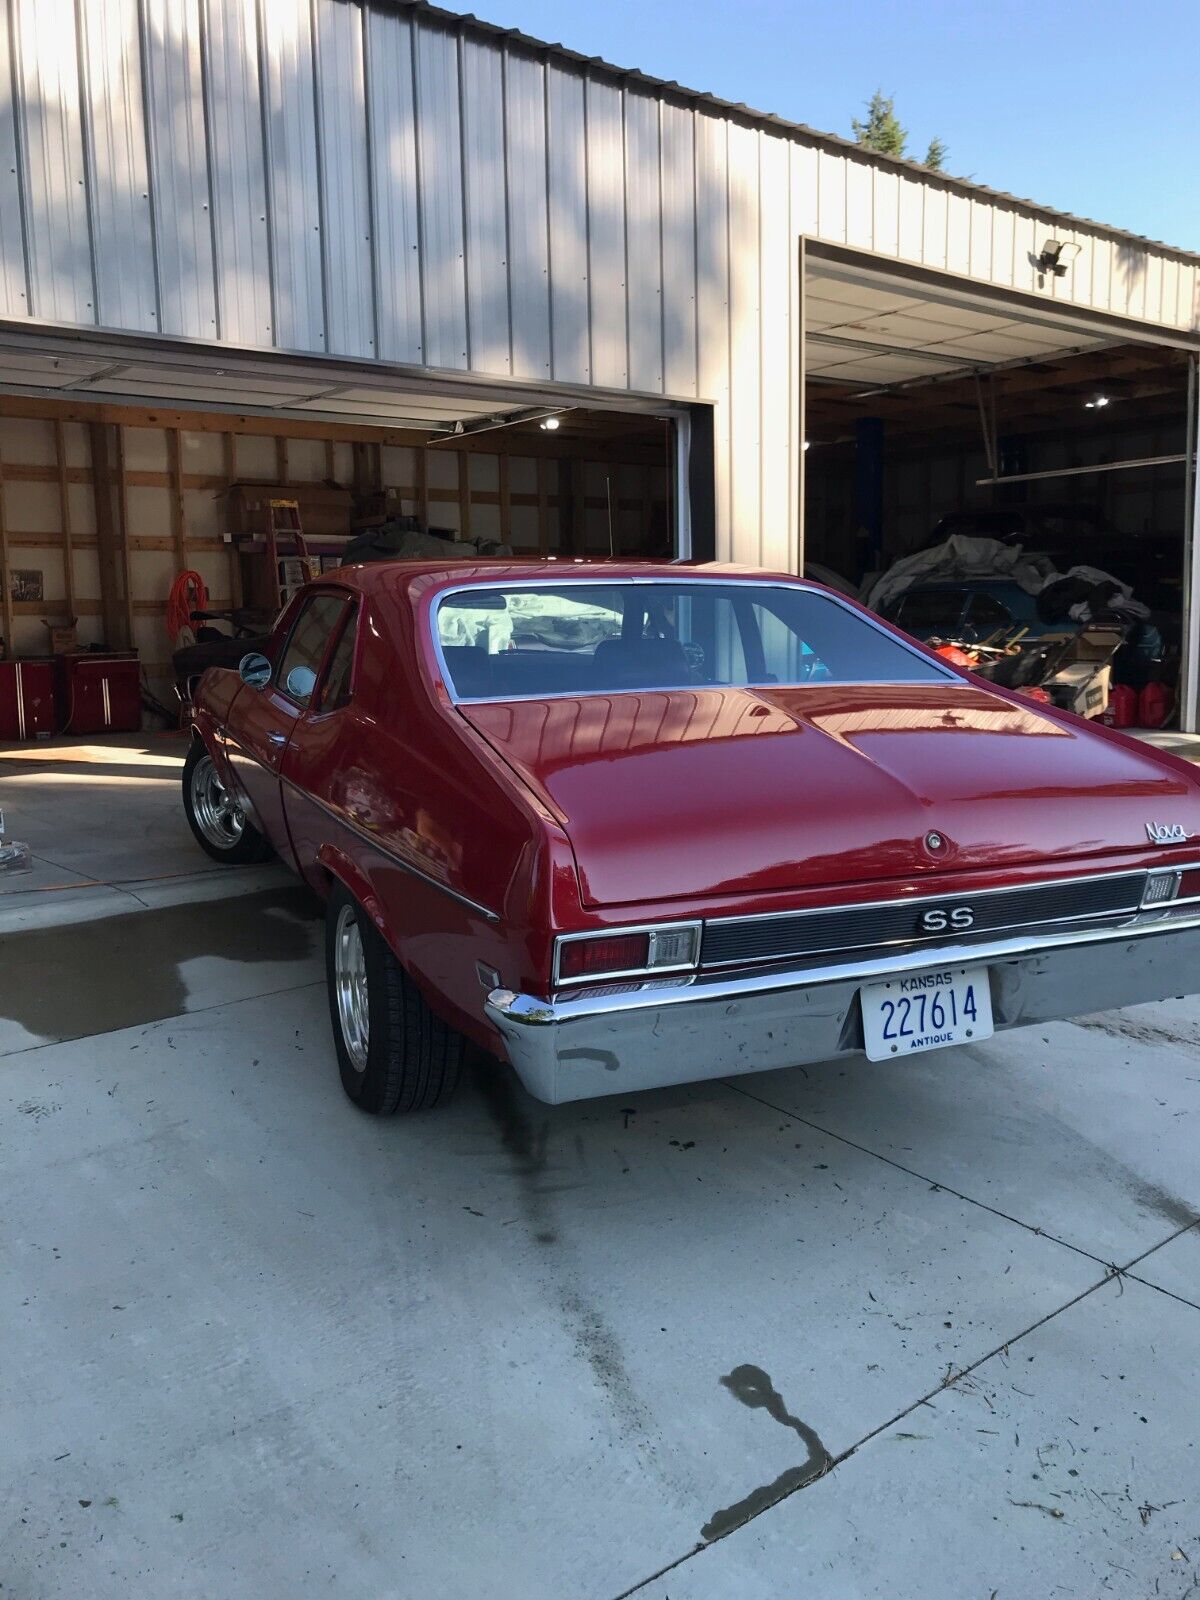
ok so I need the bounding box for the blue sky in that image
[481,0,1199,253]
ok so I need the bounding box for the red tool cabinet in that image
[55,653,141,734]
[0,658,56,740]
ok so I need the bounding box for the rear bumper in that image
[486,913,1200,1104]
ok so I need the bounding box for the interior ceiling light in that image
[540,416,561,431]
[1084,394,1110,409]
[1036,239,1083,277]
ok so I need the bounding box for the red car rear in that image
[183,562,1200,1110]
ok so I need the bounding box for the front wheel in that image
[325,883,464,1115]
[182,741,272,864]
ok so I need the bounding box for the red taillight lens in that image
[558,932,650,980]
[1179,868,1200,900]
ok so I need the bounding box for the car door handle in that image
[267,731,287,746]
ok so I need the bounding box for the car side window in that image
[894,589,969,634]
[276,593,348,705]
[966,592,1014,631]
[318,610,357,712]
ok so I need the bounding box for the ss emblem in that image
[920,906,975,933]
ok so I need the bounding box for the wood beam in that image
[498,453,510,541]
[457,451,471,538]
[537,457,550,555]
[53,419,76,621]
[415,446,429,527]
[114,426,135,647]
[167,427,188,571]
[0,437,14,656]
[87,423,130,651]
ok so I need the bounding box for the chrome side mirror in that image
[285,664,318,702]
[239,651,272,689]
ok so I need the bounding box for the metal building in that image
[0,0,1198,719]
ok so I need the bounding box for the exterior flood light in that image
[540,416,560,431]
[1036,239,1082,277]
[1084,395,1110,409]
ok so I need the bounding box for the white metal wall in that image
[1,0,1198,566]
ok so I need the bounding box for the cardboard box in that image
[43,620,78,655]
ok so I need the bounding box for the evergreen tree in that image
[851,90,949,172]
[851,90,907,158]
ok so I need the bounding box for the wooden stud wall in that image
[0,399,671,691]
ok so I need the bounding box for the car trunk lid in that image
[460,683,1196,908]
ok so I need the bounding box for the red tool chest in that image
[56,653,141,734]
[0,658,57,740]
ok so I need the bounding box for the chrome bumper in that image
[487,913,1200,1105]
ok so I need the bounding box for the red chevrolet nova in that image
[184,560,1200,1113]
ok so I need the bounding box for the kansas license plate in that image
[860,966,993,1061]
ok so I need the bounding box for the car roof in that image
[326,559,813,600]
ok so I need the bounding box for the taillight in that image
[558,933,650,981]
[554,923,701,984]
[1178,867,1200,901]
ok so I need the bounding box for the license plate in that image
[860,965,993,1061]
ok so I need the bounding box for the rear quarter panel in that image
[281,589,566,1051]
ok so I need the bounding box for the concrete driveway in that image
[2,887,1199,1599]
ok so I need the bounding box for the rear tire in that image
[182,741,272,865]
[325,883,464,1115]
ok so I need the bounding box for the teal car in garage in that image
[879,578,1055,644]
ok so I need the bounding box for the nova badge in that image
[920,906,975,934]
[1146,822,1192,846]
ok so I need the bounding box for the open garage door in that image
[0,323,697,721]
[801,243,1200,731]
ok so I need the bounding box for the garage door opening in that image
[801,245,1199,731]
[0,326,693,731]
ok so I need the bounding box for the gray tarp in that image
[863,535,1145,621]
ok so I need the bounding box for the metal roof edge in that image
[388,0,1200,267]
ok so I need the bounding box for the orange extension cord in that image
[166,569,209,646]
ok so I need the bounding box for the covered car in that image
[183,560,1200,1111]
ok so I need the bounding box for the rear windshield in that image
[435,581,949,701]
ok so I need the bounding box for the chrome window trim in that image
[429,576,957,706]
[274,589,353,708]
[553,920,703,988]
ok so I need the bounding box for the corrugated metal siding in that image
[0,0,1196,568]
[459,35,508,374]
[141,0,217,339]
[313,0,375,357]
[545,62,589,385]
[202,0,273,344]
[259,0,324,351]
[504,50,551,379]
[0,10,28,317]
[624,91,662,395]
[78,0,157,332]
[363,6,422,364]
[585,76,628,390]
[412,21,467,369]
[9,0,95,323]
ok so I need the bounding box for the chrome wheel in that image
[190,753,245,849]
[333,903,370,1072]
